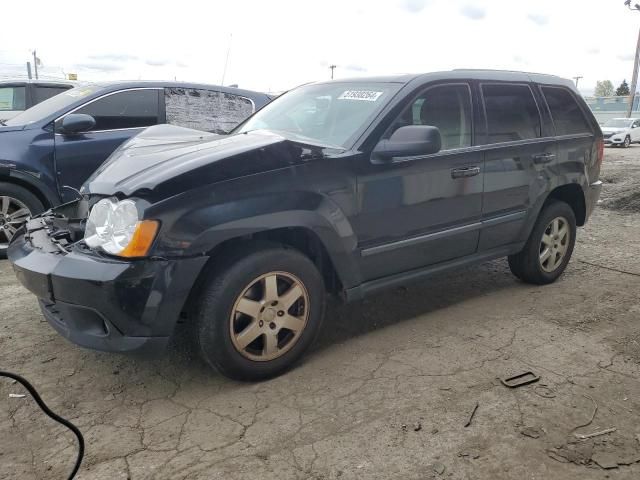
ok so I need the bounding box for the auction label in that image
[338,90,384,101]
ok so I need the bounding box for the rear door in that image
[355,83,484,281]
[478,83,556,251]
[53,89,161,201]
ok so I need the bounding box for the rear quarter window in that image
[165,88,255,133]
[541,87,592,136]
[482,84,541,143]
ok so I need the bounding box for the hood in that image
[601,126,628,133]
[0,124,26,133]
[83,124,343,198]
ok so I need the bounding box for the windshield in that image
[5,85,101,126]
[604,118,633,128]
[237,82,401,148]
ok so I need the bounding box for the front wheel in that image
[508,200,576,285]
[0,182,44,258]
[624,135,631,148]
[196,245,325,381]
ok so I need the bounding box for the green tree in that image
[595,80,615,97]
[616,79,630,96]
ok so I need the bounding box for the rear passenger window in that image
[66,89,160,131]
[165,88,255,133]
[482,84,541,143]
[541,87,591,136]
[385,84,472,150]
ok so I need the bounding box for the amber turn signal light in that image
[119,220,160,258]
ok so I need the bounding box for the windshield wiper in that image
[0,120,6,126]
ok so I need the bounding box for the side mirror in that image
[60,114,96,134]
[372,125,441,163]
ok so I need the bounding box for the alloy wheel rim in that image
[229,271,310,362]
[0,196,31,249]
[539,216,570,273]
[625,137,631,147]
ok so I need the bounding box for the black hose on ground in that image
[0,370,84,479]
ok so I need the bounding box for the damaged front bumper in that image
[8,207,208,355]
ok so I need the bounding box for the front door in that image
[354,83,483,281]
[53,89,161,201]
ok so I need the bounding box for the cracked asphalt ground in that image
[1,147,640,480]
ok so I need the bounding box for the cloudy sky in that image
[1,0,638,94]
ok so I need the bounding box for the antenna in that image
[221,34,233,86]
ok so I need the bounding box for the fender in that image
[147,187,362,289]
[518,177,587,244]
[0,167,61,208]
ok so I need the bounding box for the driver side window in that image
[56,89,160,132]
[385,84,472,150]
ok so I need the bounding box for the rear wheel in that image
[196,245,325,381]
[508,200,576,285]
[0,183,44,257]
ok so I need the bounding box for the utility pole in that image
[26,62,32,80]
[32,50,39,79]
[329,64,336,79]
[629,27,640,117]
[572,76,583,88]
[624,1,640,117]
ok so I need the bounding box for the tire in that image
[0,182,45,258]
[624,136,631,148]
[196,245,325,381]
[508,200,576,285]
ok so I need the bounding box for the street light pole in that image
[329,65,336,79]
[572,76,583,88]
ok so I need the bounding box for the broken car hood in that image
[83,124,342,198]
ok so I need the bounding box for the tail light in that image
[596,138,604,167]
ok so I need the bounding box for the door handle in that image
[532,153,556,164]
[451,166,480,179]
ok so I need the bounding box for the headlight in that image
[84,198,159,257]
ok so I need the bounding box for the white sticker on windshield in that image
[338,90,383,101]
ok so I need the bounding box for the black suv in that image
[9,70,603,381]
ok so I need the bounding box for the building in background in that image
[584,95,640,124]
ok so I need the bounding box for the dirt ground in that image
[1,146,640,480]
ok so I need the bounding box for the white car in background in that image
[0,80,74,123]
[602,117,640,147]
